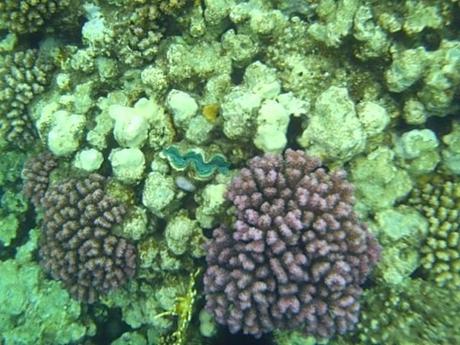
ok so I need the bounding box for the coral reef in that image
[1,0,459,343]
[336,279,460,345]
[408,175,460,288]
[0,232,94,345]
[204,149,380,338]
[0,49,55,145]
[23,153,137,302]
[0,0,78,34]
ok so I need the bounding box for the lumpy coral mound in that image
[203,149,380,339]
[23,153,137,303]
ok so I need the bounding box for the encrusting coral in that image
[203,149,380,339]
[22,152,137,303]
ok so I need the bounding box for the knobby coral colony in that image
[204,149,380,339]
[22,152,137,303]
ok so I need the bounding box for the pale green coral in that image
[221,87,261,140]
[0,236,93,345]
[342,279,460,345]
[387,40,460,119]
[165,214,205,257]
[356,101,390,137]
[142,171,179,218]
[112,332,147,345]
[47,110,86,157]
[307,0,360,47]
[0,213,18,247]
[73,148,104,172]
[116,206,148,241]
[87,91,128,150]
[166,89,198,128]
[195,183,228,228]
[403,0,443,35]
[109,148,146,184]
[385,47,428,93]
[353,5,390,60]
[373,206,428,285]
[351,146,413,213]
[442,121,460,175]
[395,129,440,175]
[298,86,366,162]
[109,98,159,148]
[408,176,460,288]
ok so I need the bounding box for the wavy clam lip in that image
[203,149,380,339]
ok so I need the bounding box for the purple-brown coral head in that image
[22,153,137,303]
[203,149,380,339]
[40,173,137,303]
[22,151,58,208]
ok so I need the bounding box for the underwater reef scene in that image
[0,0,460,344]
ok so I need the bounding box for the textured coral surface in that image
[23,153,137,303]
[204,149,380,338]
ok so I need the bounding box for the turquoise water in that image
[0,1,459,344]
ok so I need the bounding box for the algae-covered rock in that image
[195,183,227,228]
[166,89,198,129]
[442,121,460,175]
[298,86,366,162]
[165,213,204,257]
[373,206,428,285]
[351,146,413,213]
[221,87,261,140]
[112,331,147,345]
[47,110,86,157]
[307,0,360,47]
[109,148,146,184]
[0,213,18,246]
[73,148,104,172]
[386,47,428,93]
[395,129,440,175]
[356,101,389,137]
[142,171,178,218]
